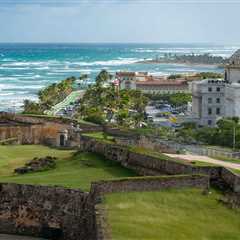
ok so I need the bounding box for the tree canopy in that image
[76,70,148,127]
[23,77,76,114]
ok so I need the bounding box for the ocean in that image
[0,43,239,111]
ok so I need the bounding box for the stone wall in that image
[221,168,240,192]
[92,174,209,240]
[0,183,94,240]
[0,113,102,146]
[0,175,210,240]
[90,175,209,196]
[80,136,240,193]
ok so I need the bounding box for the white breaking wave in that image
[73,58,142,67]
[0,84,44,90]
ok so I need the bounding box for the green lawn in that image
[82,132,115,143]
[103,188,240,240]
[0,145,136,191]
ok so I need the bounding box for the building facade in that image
[191,49,240,126]
[116,72,149,90]
[136,78,189,94]
[191,79,225,126]
[117,72,189,94]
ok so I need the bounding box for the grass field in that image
[104,188,240,240]
[0,145,136,191]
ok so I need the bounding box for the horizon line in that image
[0,41,238,46]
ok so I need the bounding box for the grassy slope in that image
[0,145,135,191]
[104,188,240,240]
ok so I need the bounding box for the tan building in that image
[136,78,189,94]
[116,71,189,94]
[116,72,149,90]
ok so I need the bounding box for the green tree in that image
[77,70,148,128]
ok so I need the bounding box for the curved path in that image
[165,154,240,171]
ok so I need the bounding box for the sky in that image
[0,0,240,44]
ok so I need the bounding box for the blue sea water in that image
[0,43,239,111]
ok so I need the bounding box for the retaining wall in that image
[0,183,94,240]
[80,136,240,193]
[0,175,209,240]
[90,175,209,196]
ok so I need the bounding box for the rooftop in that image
[136,78,188,86]
[194,79,226,85]
[116,71,149,77]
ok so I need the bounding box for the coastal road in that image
[164,154,240,171]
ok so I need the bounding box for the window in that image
[208,120,212,126]
[216,87,221,92]
[208,98,212,104]
[216,108,220,115]
[208,87,212,92]
[216,98,220,103]
[208,108,212,115]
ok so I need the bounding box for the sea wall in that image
[0,183,93,240]
[80,136,240,193]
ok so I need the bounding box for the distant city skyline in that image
[0,0,240,44]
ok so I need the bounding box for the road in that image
[165,154,240,171]
[46,90,85,116]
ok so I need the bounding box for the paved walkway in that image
[165,154,240,171]
[0,235,46,240]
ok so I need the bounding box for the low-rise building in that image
[116,72,149,90]
[136,78,189,94]
[116,71,189,94]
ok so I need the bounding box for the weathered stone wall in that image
[221,168,240,192]
[0,113,102,146]
[80,136,240,193]
[0,183,94,240]
[80,136,221,178]
[0,123,69,145]
[92,174,209,240]
[90,175,209,196]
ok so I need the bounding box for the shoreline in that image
[136,60,224,68]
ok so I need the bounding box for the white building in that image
[224,50,240,118]
[191,79,225,126]
[191,49,240,126]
